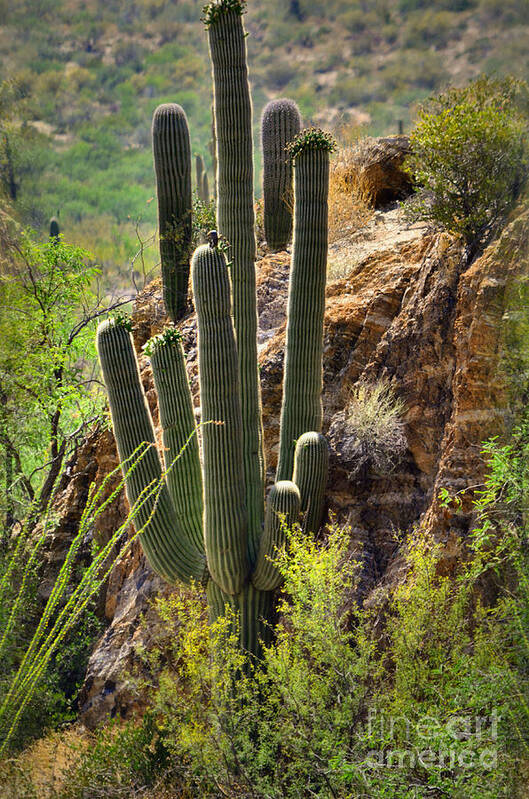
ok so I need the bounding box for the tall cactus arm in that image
[293,432,329,534]
[152,103,192,322]
[252,480,301,592]
[96,320,206,584]
[147,331,204,554]
[276,129,335,482]
[261,99,301,251]
[192,244,249,595]
[206,0,264,564]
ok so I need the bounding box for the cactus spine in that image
[98,2,331,658]
[152,103,192,322]
[261,99,301,251]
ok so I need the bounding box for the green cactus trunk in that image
[192,244,248,595]
[208,8,264,564]
[261,99,301,251]
[152,103,192,322]
[276,145,330,483]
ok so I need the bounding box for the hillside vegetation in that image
[1,0,529,279]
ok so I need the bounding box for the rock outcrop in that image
[47,202,528,727]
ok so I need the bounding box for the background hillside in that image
[1,0,528,280]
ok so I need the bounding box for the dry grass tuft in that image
[328,147,372,246]
[329,379,407,479]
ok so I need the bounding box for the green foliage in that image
[0,440,181,755]
[405,77,529,253]
[191,194,216,245]
[0,229,107,529]
[55,498,529,798]
[59,713,174,799]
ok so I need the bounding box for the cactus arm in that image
[148,332,204,554]
[261,99,301,251]
[276,130,334,482]
[192,244,248,595]
[207,2,264,563]
[293,431,329,534]
[252,480,300,592]
[152,103,192,322]
[96,320,206,584]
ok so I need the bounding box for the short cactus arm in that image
[96,320,206,584]
[148,332,204,554]
[206,2,264,562]
[192,244,248,595]
[293,432,329,534]
[261,99,301,251]
[252,481,301,591]
[276,130,334,482]
[152,103,192,322]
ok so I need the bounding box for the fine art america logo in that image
[363,708,500,770]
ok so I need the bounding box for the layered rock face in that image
[55,203,528,727]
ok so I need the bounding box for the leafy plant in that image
[404,76,529,257]
[0,220,128,534]
[0,438,182,755]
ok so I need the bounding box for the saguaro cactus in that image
[152,103,192,322]
[49,217,60,243]
[261,99,301,251]
[98,1,332,657]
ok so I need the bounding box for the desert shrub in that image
[58,714,174,799]
[478,0,529,24]
[22,467,529,799]
[380,49,447,92]
[399,0,475,11]
[402,9,461,49]
[191,194,216,246]
[328,379,407,477]
[404,76,529,256]
[142,526,370,799]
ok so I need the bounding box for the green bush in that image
[405,77,529,255]
[59,714,174,799]
[402,9,461,49]
[60,495,529,798]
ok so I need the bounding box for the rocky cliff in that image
[45,201,528,728]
